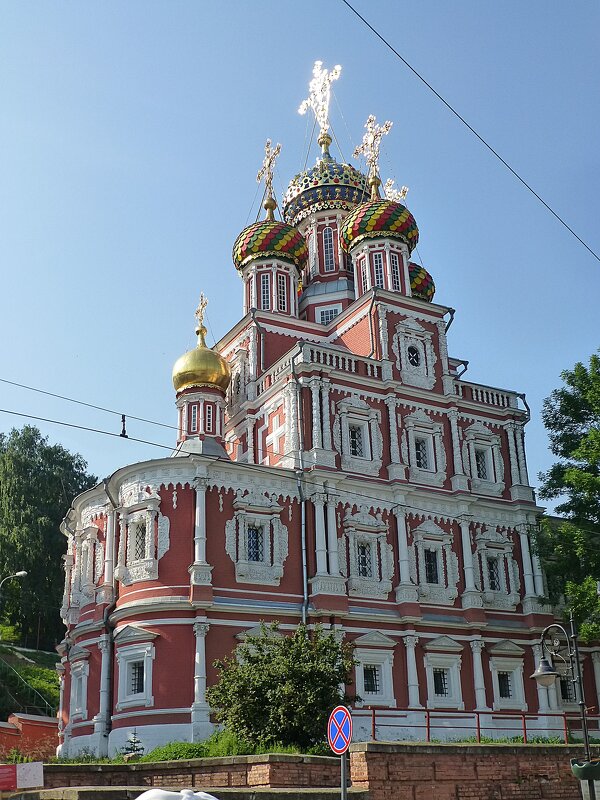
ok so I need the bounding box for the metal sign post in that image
[328,705,352,800]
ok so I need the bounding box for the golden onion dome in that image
[172,322,231,394]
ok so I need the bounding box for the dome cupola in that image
[172,297,231,394]
[409,262,435,302]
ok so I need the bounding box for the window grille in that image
[415,437,429,469]
[363,664,381,694]
[390,252,401,291]
[190,404,198,433]
[319,307,340,325]
[498,671,512,699]
[261,274,270,310]
[475,449,488,480]
[130,660,145,695]
[424,549,439,584]
[349,424,364,457]
[205,404,213,433]
[407,346,420,367]
[373,252,385,287]
[323,227,335,272]
[133,520,147,561]
[357,542,373,578]
[247,526,264,562]
[560,676,576,703]
[487,557,501,591]
[277,273,287,312]
[433,668,449,697]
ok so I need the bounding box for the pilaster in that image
[470,639,489,710]
[404,635,422,709]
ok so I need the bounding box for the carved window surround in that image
[338,507,394,599]
[114,485,170,586]
[333,394,383,477]
[392,317,437,389]
[473,526,520,610]
[69,646,90,721]
[409,519,459,605]
[401,409,446,487]
[225,489,289,586]
[462,421,505,497]
[353,631,397,708]
[488,641,527,711]
[114,626,158,711]
[423,636,464,710]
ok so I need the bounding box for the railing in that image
[354,707,600,744]
[455,381,520,409]
[0,654,56,718]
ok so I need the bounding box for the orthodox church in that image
[57,63,599,757]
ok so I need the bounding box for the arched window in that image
[323,227,335,272]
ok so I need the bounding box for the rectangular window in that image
[349,424,364,457]
[360,262,368,294]
[133,520,147,561]
[323,227,335,272]
[433,668,449,697]
[74,675,83,711]
[277,273,287,312]
[363,664,381,694]
[424,549,439,584]
[190,404,198,433]
[498,671,512,699]
[357,542,373,578]
[129,660,145,695]
[205,404,213,433]
[390,252,401,291]
[319,307,340,325]
[560,676,576,703]
[475,448,488,480]
[261,273,270,310]
[247,526,264,562]
[415,436,429,469]
[373,252,385,287]
[487,557,501,591]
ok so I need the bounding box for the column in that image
[386,397,401,464]
[247,418,255,464]
[531,552,545,597]
[193,478,208,564]
[310,378,323,450]
[321,380,333,451]
[94,635,111,756]
[591,652,600,715]
[378,304,389,359]
[102,511,116,588]
[314,495,328,575]
[191,620,211,740]
[448,409,465,475]
[533,644,550,712]
[515,424,530,486]
[114,513,128,582]
[404,636,422,708]
[394,509,412,584]
[506,423,521,486]
[519,527,536,597]
[470,639,489,710]
[326,499,340,576]
[56,665,65,734]
[460,519,476,592]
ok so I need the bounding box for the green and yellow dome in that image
[340,197,419,254]
[232,218,308,271]
[409,262,435,302]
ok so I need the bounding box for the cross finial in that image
[353,115,393,181]
[298,61,342,151]
[195,293,208,331]
[256,139,281,220]
[383,178,409,203]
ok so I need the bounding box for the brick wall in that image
[44,754,340,790]
[350,742,600,800]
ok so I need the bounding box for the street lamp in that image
[0,571,27,604]
[531,610,598,799]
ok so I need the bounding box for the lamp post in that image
[531,609,597,799]
[0,571,27,606]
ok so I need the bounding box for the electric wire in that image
[302,116,317,173]
[340,0,600,265]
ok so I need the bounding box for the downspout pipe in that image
[290,343,309,625]
[517,392,531,422]
[100,478,119,751]
[250,307,264,373]
[367,288,378,359]
[444,307,456,333]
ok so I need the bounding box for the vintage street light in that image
[0,570,27,604]
[531,610,597,799]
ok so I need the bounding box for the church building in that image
[57,63,599,757]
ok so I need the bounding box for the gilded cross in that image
[298,60,342,136]
[195,293,208,328]
[256,139,281,200]
[353,115,393,178]
[384,178,409,203]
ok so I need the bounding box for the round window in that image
[407,346,421,367]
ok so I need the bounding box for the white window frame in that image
[424,649,464,710]
[260,273,270,310]
[318,304,342,325]
[403,409,446,488]
[372,252,385,287]
[463,422,505,496]
[409,519,459,605]
[190,404,198,433]
[348,422,367,459]
[338,509,394,600]
[392,318,437,390]
[360,261,368,294]
[205,403,213,433]
[414,434,433,471]
[116,642,155,711]
[334,396,384,477]
[277,273,287,312]
[353,633,396,708]
[490,656,526,711]
[474,527,520,610]
[114,493,170,587]
[323,226,335,272]
[390,252,401,291]
[69,653,89,721]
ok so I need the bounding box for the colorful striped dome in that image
[409,262,435,302]
[339,198,419,254]
[232,219,308,271]
[283,156,369,227]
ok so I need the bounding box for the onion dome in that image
[282,133,369,227]
[172,319,231,394]
[409,262,435,302]
[339,195,419,254]
[232,197,308,272]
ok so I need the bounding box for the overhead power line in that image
[340,0,600,265]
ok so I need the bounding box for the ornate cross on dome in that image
[256,139,281,202]
[298,60,341,139]
[353,115,393,180]
[195,293,208,329]
[384,178,409,203]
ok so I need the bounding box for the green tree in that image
[537,351,600,640]
[0,426,96,648]
[207,623,356,751]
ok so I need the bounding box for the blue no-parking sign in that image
[327,705,352,755]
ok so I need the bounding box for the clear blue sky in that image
[1,2,598,510]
